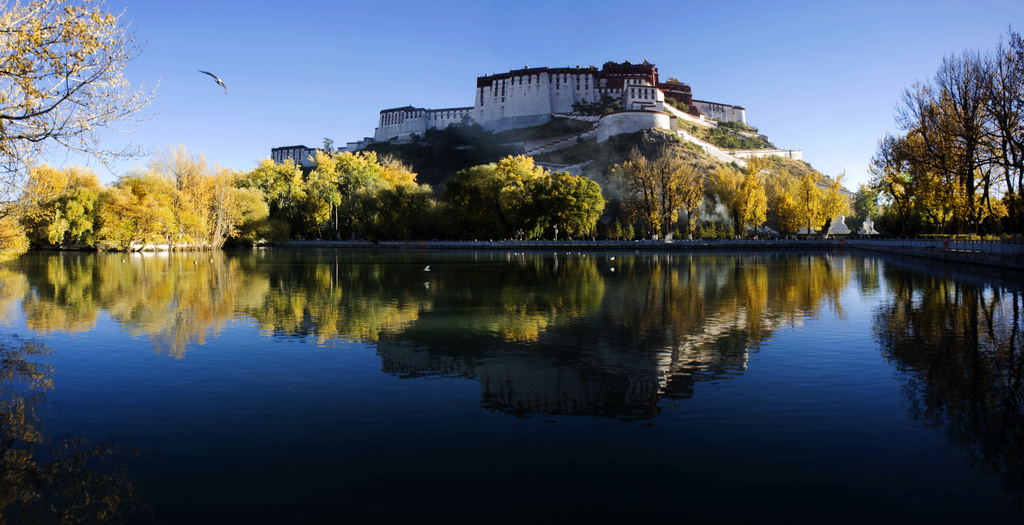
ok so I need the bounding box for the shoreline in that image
[276,238,1024,271]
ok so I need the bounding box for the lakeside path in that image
[279,238,1024,271]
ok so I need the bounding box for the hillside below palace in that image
[361,60,746,146]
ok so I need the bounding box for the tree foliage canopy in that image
[0,0,156,199]
[872,28,1024,235]
[444,155,604,240]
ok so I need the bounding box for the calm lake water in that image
[1,248,1023,523]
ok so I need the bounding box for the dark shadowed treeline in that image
[875,266,1024,508]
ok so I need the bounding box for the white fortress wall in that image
[374,107,427,142]
[597,111,672,142]
[474,68,600,132]
[344,139,373,153]
[271,145,318,168]
[675,131,746,166]
[732,149,803,161]
[374,106,473,142]
[662,104,710,127]
[426,107,473,130]
[693,99,746,124]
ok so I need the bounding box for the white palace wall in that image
[693,100,746,125]
[596,111,673,142]
[373,106,474,142]
[473,70,600,132]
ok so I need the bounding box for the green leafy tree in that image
[444,156,604,240]
[237,159,306,240]
[533,170,605,239]
[373,183,438,240]
[852,183,879,221]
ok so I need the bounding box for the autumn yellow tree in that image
[617,145,702,239]
[796,171,824,234]
[740,158,770,235]
[617,148,660,236]
[19,164,102,246]
[1,0,155,257]
[711,159,768,238]
[766,169,802,234]
[0,212,27,260]
[818,172,851,235]
[96,173,176,250]
[0,0,155,197]
[143,146,252,247]
[680,165,706,239]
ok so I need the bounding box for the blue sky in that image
[67,0,1024,189]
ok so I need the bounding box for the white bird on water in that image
[423,265,431,272]
[198,70,227,94]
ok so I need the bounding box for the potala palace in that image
[272,60,801,167]
[369,60,745,142]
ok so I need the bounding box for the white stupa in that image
[860,216,878,235]
[828,216,851,235]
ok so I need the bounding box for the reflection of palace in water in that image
[376,307,762,419]
[373,251,852,419]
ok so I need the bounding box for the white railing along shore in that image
[845,237,1024,256]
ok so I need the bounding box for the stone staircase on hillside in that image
[662,104,713,128]
[523,121,599,157]
[673,128,746,166]
[551,113,600,123]
[534,161,593,176]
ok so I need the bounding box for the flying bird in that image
[198,70,227,93]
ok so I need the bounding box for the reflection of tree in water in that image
[18,251,244,358]
[875,266,1024,508]
[0,335,148,523]
[235,249,435,343]
[379,252,855,420]
[0,266,30,326]
[16,250,440,354]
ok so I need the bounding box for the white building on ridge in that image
[369,60,746,144]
